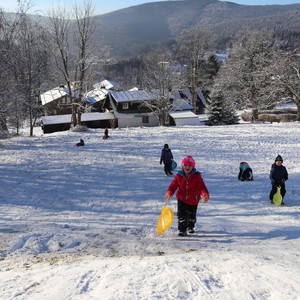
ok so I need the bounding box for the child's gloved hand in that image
[165,191,172,200]
[202,194,209,203]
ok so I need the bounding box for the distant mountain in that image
[92,0,300,57]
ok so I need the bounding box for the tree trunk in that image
[296,101,300,122]
[252,108,259,120]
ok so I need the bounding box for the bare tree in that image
[48,0,99,127]
[177,27,213,113]
[0,1,51,135]
[0,10,13,131]
[141,47,184,126]
[270,48,300,120]
[16,13,51,136]
[219,29,275,119]
[48,6,76,123]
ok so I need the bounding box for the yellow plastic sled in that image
[273,186,283,206]
[157,205,174,236]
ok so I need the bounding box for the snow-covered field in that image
[0,122,299,300]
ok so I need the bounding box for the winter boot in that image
[178,231,187,237]
[188,228,195,234]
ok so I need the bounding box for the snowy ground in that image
[0,122,299,300]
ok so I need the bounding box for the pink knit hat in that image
[181,155,195,168]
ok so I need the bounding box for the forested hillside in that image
[92,0,300,57]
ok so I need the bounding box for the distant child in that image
[160,144,174,176]
[238,162,253,181]
[76,139,84,147]
[165,155,210,236]
[269,155,288,205]
[103,127,110,139]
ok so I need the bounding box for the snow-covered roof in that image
[40,87,68,106]
[97,79,114,90]
[81,112,114,121]
[274,100,297,110]
[169,111,198,119]
[42,114,71,125]
[41,112,114,125]
[93,79,122,91]
[85,89,109,103]
[109,90,157,103]
[174,88,207,106]
[171,99,193,111]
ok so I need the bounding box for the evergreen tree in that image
[207,90,239,125]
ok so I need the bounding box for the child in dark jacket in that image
[103,128,110,139]
[160,144,174,176]
[165,155,210,236]
[269,155,288,205]
[76,139,84,146]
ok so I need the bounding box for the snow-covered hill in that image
[0,123,299,299]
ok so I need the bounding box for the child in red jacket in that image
[165,155,210,236]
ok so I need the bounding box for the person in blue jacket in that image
[269,155,288,205]
[160,144,173,176]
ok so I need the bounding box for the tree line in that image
[0,0,299,135]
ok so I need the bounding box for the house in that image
[104,90,159,128]
[169,111,200,126]
[41,114,71,134]
[40,80,208,132]
[82,79,123,113]
[84,87,109,112]
[103,88,207,128]
[41,112,115,134]
[40,80,120,116]
[40,87,72,115]
[168,99,200,126]
[174,88,207,114]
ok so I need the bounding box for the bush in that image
[258,114,280,123]
[279,114,297,122]
[240,111,253,122]
[257,113,297,123]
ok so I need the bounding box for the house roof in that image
[40,87,68,105]
[196,88,208,106]
[174,88,207,106]
[81,112,114,121]
[171,99,193,111]
[85,89,109,103]
[42,114,71,125]
[93,79,122,91]
[169,111,199,119]
[41,112,114,125]
[109,90,157,103]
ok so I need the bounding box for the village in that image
[40,79,208,134]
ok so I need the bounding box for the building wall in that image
[172,117,200,126]
[45,100,72,115]
[117,114,159,128]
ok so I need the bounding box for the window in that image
[122,103,129,110]
[142,116,149,124]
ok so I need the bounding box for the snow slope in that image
[0,123,299,300]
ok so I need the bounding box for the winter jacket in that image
[269,163,288,186]
[160,148,173,165]
[238,162,253,181]
[166,169,209,205]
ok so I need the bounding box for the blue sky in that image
[1,0,299,15]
